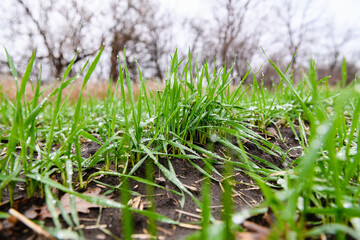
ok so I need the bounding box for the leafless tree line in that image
[0,0,359,84]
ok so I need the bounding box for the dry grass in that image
[0,75,164,103]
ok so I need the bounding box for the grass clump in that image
[0,47,360,240]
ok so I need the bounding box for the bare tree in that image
[324,24,358,73]
[9,0,103,80]
[141,5,173,80]
[2,0,174,82]
[271,0,323,74]
[106,0,173,82]
[188,0,264,83]
[316,23,359,84]
[106,0,143,81]
[268,0,360,84]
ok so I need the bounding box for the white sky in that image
[158,0,360,60]
[1,0,359,76]
[159,0,360,25]
[327,0,360,26]
[160,0,360,34]
[2,0,359,53]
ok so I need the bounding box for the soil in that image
[0,127,302,240]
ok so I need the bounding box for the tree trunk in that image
[110,33,121,82]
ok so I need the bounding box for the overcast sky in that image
[157,0,360,61]
[2,0,359,54]
[1,0,359,79]
[326,0,360,27]
[1,0,359,51]
[159,0,360,26]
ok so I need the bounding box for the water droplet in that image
[355,84,360,93]
[297,196,304,210]
[336,148,346,161]
[316,124,328,135]
[349,147,357,156]
[104,199,114,206]
[232,209,250,224]
[312,139,322,148]
[209,134,218,143]
[277,178,286,188]
[343,202,352,208]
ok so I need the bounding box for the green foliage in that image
[1,48,360,239]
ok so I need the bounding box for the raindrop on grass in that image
[277,178,286,188]
[343,202,352,208]
[336,148,346,161]
[297,196,304,211]
[316,124,328,135]
[355,84,360,93]
[209,134,218,142]
[312,139,322,149]
[103,199,117,207]
[349,147,357,156]
[232,209,250,224]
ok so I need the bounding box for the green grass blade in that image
[4,48,19,83]
[262,49,314,124]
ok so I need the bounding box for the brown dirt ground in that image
[0,127,301,240]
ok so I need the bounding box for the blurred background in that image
[0,0,359,86]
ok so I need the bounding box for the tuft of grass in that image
[1,47,360,240]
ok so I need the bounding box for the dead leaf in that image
[24,205,39,219]
[155,177,166,184]
[237,220,270,240]
[131,196,142,209]
[0,147,7,156]
[128,196,152,210]
[39,187,110,219]
[267,127,280,139]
